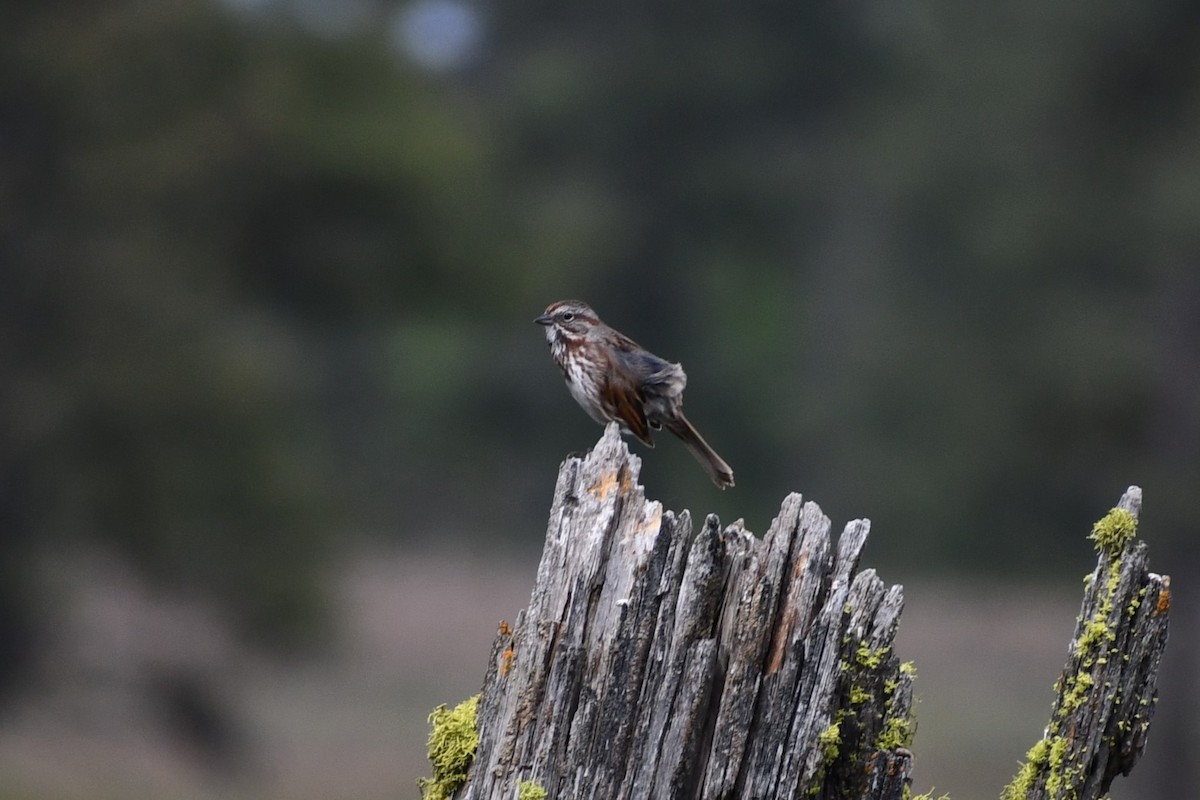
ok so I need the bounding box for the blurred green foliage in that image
[2,0,1197,696]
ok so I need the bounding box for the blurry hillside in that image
[1,1,1197,798]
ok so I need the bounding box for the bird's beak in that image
[534,313,553,325]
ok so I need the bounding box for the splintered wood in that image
[449,427,1168,800]
[461,425,913,800]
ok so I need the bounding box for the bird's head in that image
[534,300,600,344]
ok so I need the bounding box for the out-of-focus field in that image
[0,552,1165,800]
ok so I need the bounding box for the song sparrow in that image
[535,300,735,488]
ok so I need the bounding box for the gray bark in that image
[460,425,914,800]
[454,427,1169,800]
[1002,486,1171,800]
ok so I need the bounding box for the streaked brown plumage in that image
[535,300,734,488]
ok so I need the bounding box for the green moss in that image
[856,641,890,669]
[1089,507,1137,557]
[1002,733,1083,800]
[418,695,480,800]
[1001,737,1051,800]
[1078,617,1111,652]
[1105,559,1122,596]
[877,713,916,750]
[1044,735,1073,799]
[908,791,951,800]
[818,717,842,762]
[1128,586,1146,616]
[850,684,872,705]
[1076,560,1121,663]
[517,780,548,800]
[1001,508,1141,800]
[1060,672,1094,713]
[876,657,919,751]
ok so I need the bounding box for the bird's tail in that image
[663,412,735,489]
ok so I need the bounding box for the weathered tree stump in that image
[459,425,914,800]
[437,425,1169,800]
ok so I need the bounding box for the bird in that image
[535,300,734,488]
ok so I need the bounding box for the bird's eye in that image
[562,312,575,322]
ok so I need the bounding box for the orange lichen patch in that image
[878,748,912,776]
[498,620,511,636]
[500,645,516,677]
[765,604,796,675]
[635,505,663,535]
[791,545,811,580]
[588,469,620,500]
[1154,576,1171,617]
[765,547,814,674]
[619,465,635,495]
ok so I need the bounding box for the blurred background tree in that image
[1,0,1196,798]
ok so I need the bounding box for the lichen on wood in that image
[456,424,915,800]
[433,427,1169,800]
[1000,486,1170,800]
[419,695,480,800]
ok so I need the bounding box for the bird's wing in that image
[610,334,685,388]
[601,379,653,445]
[604,335,656,445]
